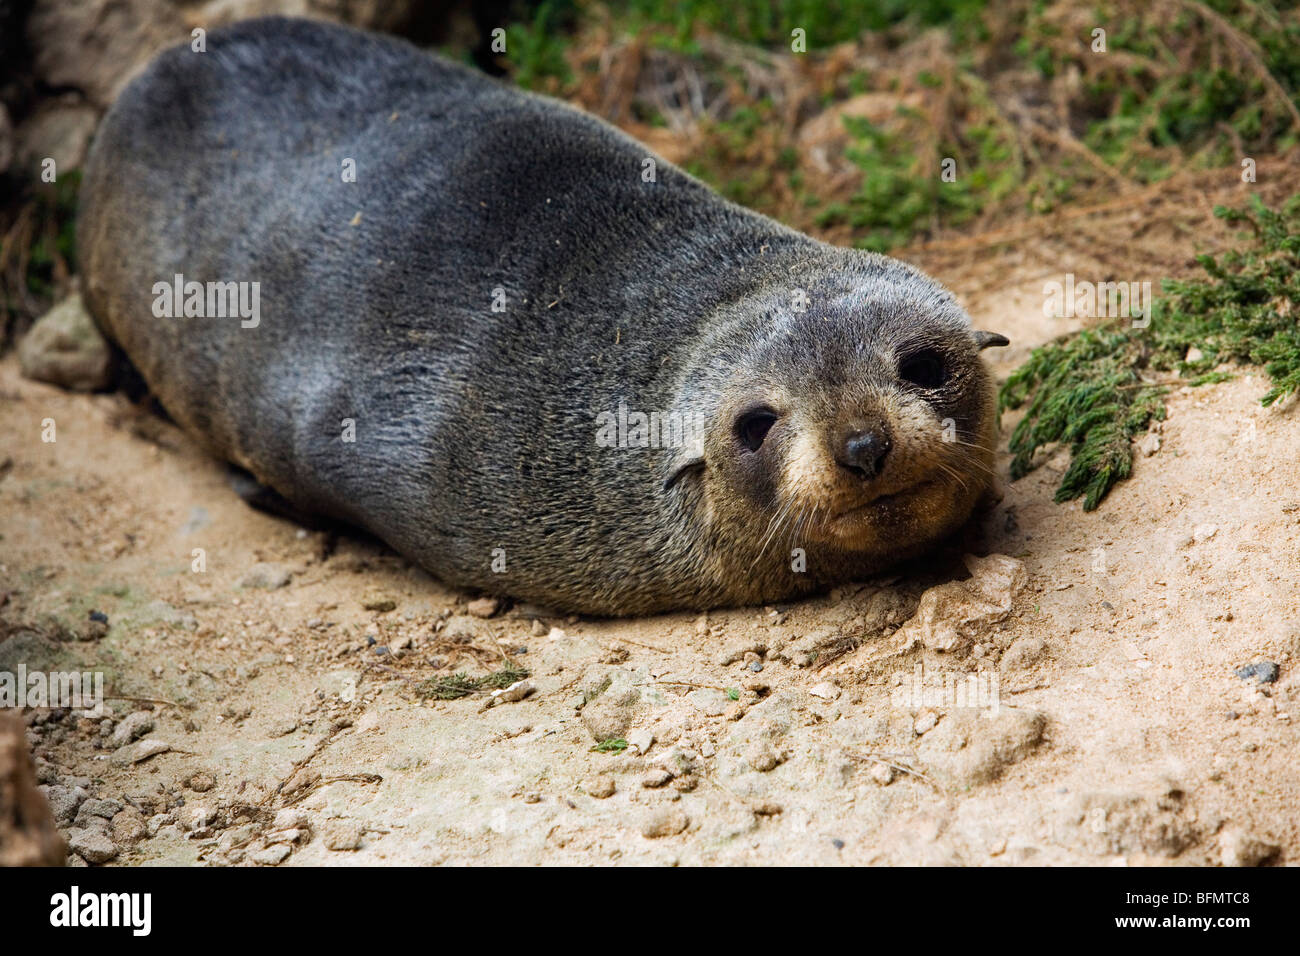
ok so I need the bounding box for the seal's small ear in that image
[973,330,1010,350]
[663,454,706,491]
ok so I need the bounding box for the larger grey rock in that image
[18,293,114,391]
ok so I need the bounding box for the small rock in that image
[913,710,939,735]
[187,805,216,830]
[747,746,781,773]
[74,797,122,824]
[67,828,118,864]
[1136,432,1161,457]
[580,669,642,742]
[110,808,146,845]
[467,596,502,618]
[362,596,397,613]
[492,679,535,703]
[641,808,689,839]
[14,102,98,174]
[1234,661,1280,684]
[1218,826,1279,867]
[109,711,155,749]
[1192,523,1218,543]
[641,768,673,788]
[917,709,1046,788]
[718,640,766,666]
[809,681,841,701]
[18,293,114,391]
[240,562,292,589]
[1001,636,1046,671]
[251,843,293,865]
[627,728,655,756]
[42,785,86,825]
[582,775,616,799]
[896,554,1026,654]
[686,688,731,717]
[322,821,363,851]
[271,809,310,831]
[441,615,482,642]
[187,771,216,793]
[110,738,171,767]
[145,813,176,837]
[870,762,895,785]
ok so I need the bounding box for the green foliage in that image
[486,1,1300,251]
[817,111,1018,252]
[609,0,988,49]
[506,1,574,89]
[1035,1,1300,180]
[1,171,82,339]
[591,738,629,752]
[414,662,529,700]
[1001,194,1300,510]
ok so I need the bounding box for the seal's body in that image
[80,17,1005,615]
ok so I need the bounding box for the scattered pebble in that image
[109,738,171,768]
[809,681,841,701]
[582,775,616,799]
[913,710,939,735]
[17,293,114,391]
[108,711,154,749]
[494,679,535,703]
[110,808,146,845]
[145,813,176,837]
[240,562,292,590]
[747,746,781,773]
[251,843,293,866]
[67,827,118,864]
[641,808,689,839]
[1001,636,1046,671]
[322,821,363,851]
[917,709,1045,788]
[187,771,217,793]
[641,768,673,788]
[1136,432,1161,457]
[1234,661,1279,684]
[718,640,766,666]
[272,809,310,831]
[467,596,502,618]
[1218,826,1279,867]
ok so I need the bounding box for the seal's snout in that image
[836,426,892,479]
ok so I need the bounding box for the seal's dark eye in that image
[735,409,778,452]
[899,349,948,389]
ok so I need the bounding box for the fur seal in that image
[78,17,1008,616]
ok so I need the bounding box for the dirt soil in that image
[3,230,1299,866]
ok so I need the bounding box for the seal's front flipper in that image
[226,466,331,530]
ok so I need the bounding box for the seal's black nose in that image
[838,428,891,479]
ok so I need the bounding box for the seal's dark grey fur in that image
[79,17,1002,615]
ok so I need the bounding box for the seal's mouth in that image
[817,479,936,537]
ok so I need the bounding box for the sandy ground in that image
[2,258,1298,866]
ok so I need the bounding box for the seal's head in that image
[667,252,1007,591]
